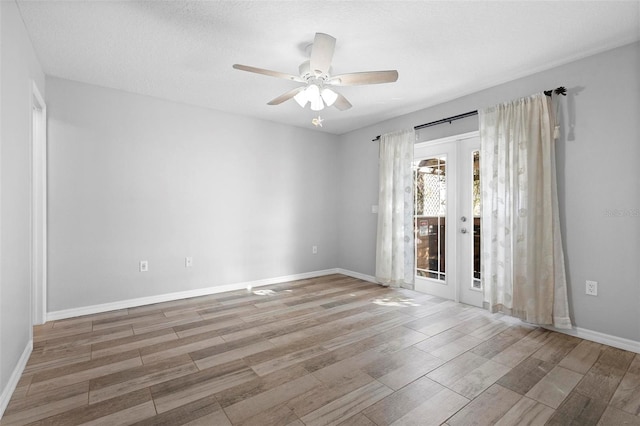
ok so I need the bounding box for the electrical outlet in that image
[312,245,318,254]
[139,260,149,272]
[185,257,193,267]
[586,280,598,296]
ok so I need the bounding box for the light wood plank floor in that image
[2,274,639,425]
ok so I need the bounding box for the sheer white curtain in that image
[376,129,415,288]
[480,93,571,328]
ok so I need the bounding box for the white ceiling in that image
[16,1,640,135]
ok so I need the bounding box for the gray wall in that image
[0,0,46,402]
[1,15,637,411]
[338,42,640,342]
[46,77,338,311]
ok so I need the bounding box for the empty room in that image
[1,1,639,425]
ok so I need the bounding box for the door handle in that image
[461,228,468,234]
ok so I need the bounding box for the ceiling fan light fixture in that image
[305,83,320,99]
[321,88,338,107]
[293,90,308,107]
[310,96,324,111]
[298,84,324,111]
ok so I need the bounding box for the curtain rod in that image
[371,86,566,141]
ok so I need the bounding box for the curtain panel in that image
[376,129,415,288]
[479,93,571,329]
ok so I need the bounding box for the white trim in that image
[0,340,32,419]
[47,269,340,321]
[335,268,377,284]
[415,130,479,149]
[545,325,640,355]
[30,80,47,326]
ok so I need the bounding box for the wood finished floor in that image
[2,274,640,425]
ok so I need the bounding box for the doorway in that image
[31,81,47,325]
[413,132,482,307]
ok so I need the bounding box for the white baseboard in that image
[337,268,640,355]
[545,325,640,354]
[45,267,639,354]
[335,268,377,284]
[46,268,340,322]
[0,340,32,419]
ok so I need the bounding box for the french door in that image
[413,132,482,307]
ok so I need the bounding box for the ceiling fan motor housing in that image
[298,60,331,83]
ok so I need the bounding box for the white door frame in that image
[31,81,47,325]
[414,131,480,304]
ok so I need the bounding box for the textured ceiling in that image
[16,1,640,134]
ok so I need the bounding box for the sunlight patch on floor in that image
[372,296,420,307]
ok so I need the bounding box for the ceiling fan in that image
[232,33,398,111]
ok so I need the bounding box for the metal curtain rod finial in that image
[544,86,567,97]
[372,86,566,141]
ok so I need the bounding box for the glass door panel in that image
[415,156,446,281]
[472,150,482,290]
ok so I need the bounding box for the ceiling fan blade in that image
[310,33,336,76]
[329,70,398,86]
[233,64,303,82]
[267,86,305,105]
[333,93,352,111]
